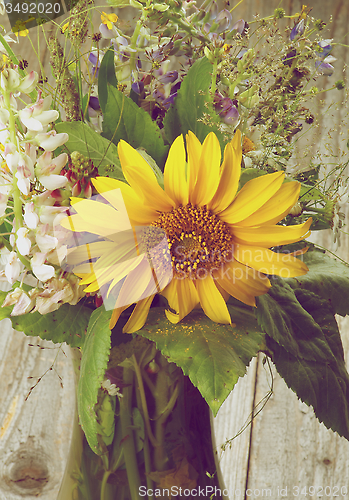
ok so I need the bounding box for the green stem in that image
[2,90,23,234]
[120,367,142,500]
[132,354,158,448]
[100,469,112,500]
[210,57,218,98]
[129,17,143,75]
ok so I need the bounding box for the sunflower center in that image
[151,204,234,279]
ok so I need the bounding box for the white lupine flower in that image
[17,71,38,93]
[40,174,68,190]
[0,33,16,54]
[30,277,80,314]
[4,148,19,173]
[2,287,34,315]
[36,227,58,253]
[0,68,20,92]
[35,152,69,189]
[31,252,55,282]
[15,170,31,195]
[24,202,39,229]
[19,96,59,132]
[35,131,69,151]
[16,227,32,256]
[6,150,34,178]
[0,123,9,144]
[101,379,123,397]
[0,192,8,217]
[5,251,21,284]
[38,205,68,225]
[0,108,9,124]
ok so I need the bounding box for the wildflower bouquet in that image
[0,0,349,498]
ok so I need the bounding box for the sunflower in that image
[60,130,311,332]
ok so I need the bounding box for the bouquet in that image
[0,0,348,498]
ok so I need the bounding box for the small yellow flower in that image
[61,21,70,33]
[242,136,256,155]
[11,19,31,36]
[101,11,118,30]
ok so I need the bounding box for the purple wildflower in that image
[88,52,100,78]
[315,39,336,76]
[214,92,240,126]
[290,19,305,41]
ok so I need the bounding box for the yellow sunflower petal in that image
[92,177,159,225]
[236,181,301,226]
[214,261,271,307]
[165,278,199,324]
[118,141,175,211]
[110,305,128,330]
[115,255,157,308]
[208,130,242,213]
[60,214,114,236]
[123,165,174,212]
[123,294,155,333]
[66,241,117,265]
[164,135,188,205]
[234,244,309,277]
[186,131,202,195]
[195,275,231,323]
[161,280,179,311]
[215,280,230,302]
[232,218,312,246]
[190,132,221,206]
[220,171,285,224]
[70,198,131,232]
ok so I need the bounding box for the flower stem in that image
[210,57,218,98]
[120,367,142,500]
[3,89,23,234]
[100,469,112,500]
[129,16,143,75]
[132,354,158,448]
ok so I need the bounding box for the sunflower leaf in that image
[256,279,336,362]
[163,57,226,151]
[284,249,349,317]
[78,307,112,455]
[102,85,169,168]
[266,291,349,440]
[137,305,264,416]
[56,121,124,179]
[8,301,91,347]
[98,47,118,114]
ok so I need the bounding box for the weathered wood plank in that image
[0,283,76,500]
[212,358,258,494]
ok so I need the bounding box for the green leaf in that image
[256,279,336,363]
[163,57,225,150]
[137,305,264,415]
[299,183,324,202]
[98,47,118,114]
[266,290,349,440]
[0,291,13,320]
[55,121,124,180]
[6,302,91,347]
[239,167,268,189]
[285,250,349,317]
[78,307,112,455]
[102,85,169,168]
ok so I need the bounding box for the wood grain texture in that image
[0,282,76,500]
